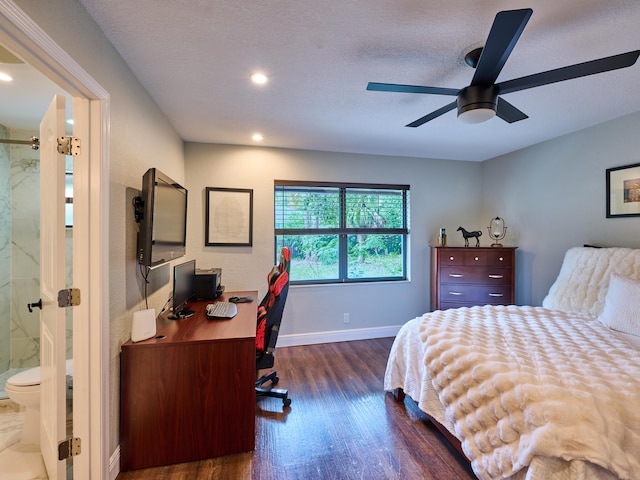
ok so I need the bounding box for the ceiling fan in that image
[367,8,640,126]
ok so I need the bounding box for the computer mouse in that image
[229,296,254,303]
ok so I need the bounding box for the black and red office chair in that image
[255,247,291,407]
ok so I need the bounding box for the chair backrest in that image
[256,247,290,367]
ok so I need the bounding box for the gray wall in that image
[187,107,640,339]
[185,143,483,338]
[482,110,640,306]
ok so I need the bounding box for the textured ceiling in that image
[4,1,640,161]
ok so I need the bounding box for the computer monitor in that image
[170,259,196,319]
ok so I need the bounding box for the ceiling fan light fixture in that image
[457,85,498,123]
[458,107,496,124]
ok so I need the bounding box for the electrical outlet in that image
[343,313,350,324]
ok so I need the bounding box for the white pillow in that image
[597,273,640,337]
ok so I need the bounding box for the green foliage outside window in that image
[275,181,409,284]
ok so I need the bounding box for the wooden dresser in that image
[430,246,516,310]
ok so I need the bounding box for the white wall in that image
[185,143,483,340]
[15,0,186,455]
[482,110,640,306]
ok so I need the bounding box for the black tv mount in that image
[132,196,144,223]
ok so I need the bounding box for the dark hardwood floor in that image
[116,338,476,480]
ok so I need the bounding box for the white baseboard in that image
[277,325,402,347]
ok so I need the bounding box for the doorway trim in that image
[0,1,109,478]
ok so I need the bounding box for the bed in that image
[385,247,640,480]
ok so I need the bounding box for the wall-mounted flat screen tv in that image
[135,168,188,268]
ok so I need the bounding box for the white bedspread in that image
[386,247,640,479]
[419,305,640,480]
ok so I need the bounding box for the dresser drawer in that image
[438,249,513,267]
[438,300,505,310]
[439,284,513,305]
[486,250,513,267]
[438,249,487,266]
[440,266,512,285]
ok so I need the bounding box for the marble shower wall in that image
[0,126,9,372]
[2,126,74,371]
[9,128,41,369]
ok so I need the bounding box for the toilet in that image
[5,359,73,445]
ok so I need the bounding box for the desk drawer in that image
[440,267,512,285]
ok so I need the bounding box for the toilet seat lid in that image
[7,366,41,386]
[7,359,73,387]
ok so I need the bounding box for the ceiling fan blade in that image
[498,50,640,95]
[405,101,457,127]
[367,82,459,96]
[471,9,532,87]
[496,97,528,123]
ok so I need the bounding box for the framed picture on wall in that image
[606,162,640,218]
[205,187,253,246]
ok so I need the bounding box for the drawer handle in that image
[489,293,504,297]
[449,256,455,261]
[448,274,464,278]
[448,292,463,296]
[488,275,504,279]
[474,256,479,261]
[499,257,504,261]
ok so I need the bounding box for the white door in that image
[39,94,68,480]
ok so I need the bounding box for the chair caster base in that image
[256,386,291,407]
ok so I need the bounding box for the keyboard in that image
[206,301,237,319]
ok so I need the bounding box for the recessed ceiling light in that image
[252,133,263,142]
[0,72,13,82]
[250,72,268,85]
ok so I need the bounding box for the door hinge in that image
[58,437,81,460]
[58,288,81,308]
[57,136,81,156]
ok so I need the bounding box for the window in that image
[275,180,410,284]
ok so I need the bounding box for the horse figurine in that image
[457,226,482,247]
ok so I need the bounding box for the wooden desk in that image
[120,291,258,471]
